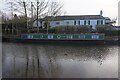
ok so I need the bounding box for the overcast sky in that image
[0,0,119,25]
[60,0,119,25]
[60,0,119,18]
[1,0,119,18]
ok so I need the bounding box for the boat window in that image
[92,35,99,39]
[48,35,53,39]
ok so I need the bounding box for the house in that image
[111,26,120,30]
[32,11,111,30]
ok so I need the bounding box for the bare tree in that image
[48,2,63,16]
[15,0,31,33]
[45,2,63,33]
[37,0,49,32]
[5,0,34,33]
[8,0,49,33]
[4,0,64,33]
[30,0,49,18]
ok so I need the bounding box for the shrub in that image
[50,26,91,34]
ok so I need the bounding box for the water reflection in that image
[2,43,118,78]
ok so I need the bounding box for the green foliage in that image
[2,15,29,35]
[48,28,56,33]
[96,25,119,36]
[76,26,91,33]
[98,30,120,36]
[48,26,91,34]
[43,21,50,29]
[96,25,113,32]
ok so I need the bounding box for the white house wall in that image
[48,20,75,27]
[103,20,105,25]
[50,21,63,27]
[33,19,106,29]
[90,20,97,29]
[63,20,74,26]
[33,20,41,27]
[49,19,105,28]
[80,20,84,25]
[90,19,105,29]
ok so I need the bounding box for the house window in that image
[66,21,69,25]
[84,20,86,25]
[35,21,40,27]
[97,20,99,25]
[74,21,76,25]
[101,20,103,25]
[88,20,90,25]
[78,21,80,25]
[97,20,103,25]
[55,22,60,25]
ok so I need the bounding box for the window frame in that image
[74,20,76,25]
[88,20,90,25]
[101,20,103,25]
[97,20,99,25]
[78,21,80,25]
[84,20,86,25]
[55,21,60,25]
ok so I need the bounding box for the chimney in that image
[100,10,103,16]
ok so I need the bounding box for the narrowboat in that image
[14,33,106,44]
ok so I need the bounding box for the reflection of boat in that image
[113,38,119,41]
[14,33,106,44]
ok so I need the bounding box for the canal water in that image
[2,42,118,78]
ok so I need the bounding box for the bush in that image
[76,26,91,33]
[96,25,119,36]
[96,25,113,31]
[50,26,91,34]
[98,30,120,36]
